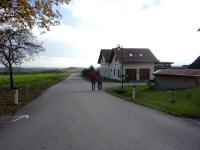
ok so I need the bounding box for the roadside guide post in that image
[14,88,19,104]
[132,85,136,99]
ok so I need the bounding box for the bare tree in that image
[0,28,44,89]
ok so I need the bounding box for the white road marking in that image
[11,115,29,122]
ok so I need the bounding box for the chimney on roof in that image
[116,44,123,50]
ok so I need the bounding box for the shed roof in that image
[154,69,200,77]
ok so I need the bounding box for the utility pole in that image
[117,44,124,89]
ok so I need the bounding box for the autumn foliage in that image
[0,0,71,31]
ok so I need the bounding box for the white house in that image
[97,48,159,81]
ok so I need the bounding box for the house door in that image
[125,69,136,81]
[140,69,150,80]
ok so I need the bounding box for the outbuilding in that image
[154,69,200,89]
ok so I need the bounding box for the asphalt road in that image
[0,74,200,150]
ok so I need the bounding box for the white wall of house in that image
[100,55,155,81]
[103,64,111,78]
[124,63,155,80]
[108,54,121,80]
[100,56,110,78]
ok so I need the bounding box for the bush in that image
[148,80,156,89]
[82,68,90,77]
[81,65,97,78]
[114,89,126,94]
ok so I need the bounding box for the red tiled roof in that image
[154,69,200,77]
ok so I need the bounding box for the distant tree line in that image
[82,65,99,78]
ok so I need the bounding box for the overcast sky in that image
[24,0,200,68]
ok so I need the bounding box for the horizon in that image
[0,62,191,69]
[1,0,200,68]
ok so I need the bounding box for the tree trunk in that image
[9,63,14,89]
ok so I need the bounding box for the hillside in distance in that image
[0,67,83,74]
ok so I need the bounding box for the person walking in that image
[90,72,97,91]
[97,72,103,91]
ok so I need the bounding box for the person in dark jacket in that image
[90,72,97,91]
[97,72,103,91]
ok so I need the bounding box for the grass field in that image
[106,85,200,119]
[0,72,70,115]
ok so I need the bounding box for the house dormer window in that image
[115,57,117,62]
[129,53,133,57]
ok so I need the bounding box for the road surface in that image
[0,74,200,150]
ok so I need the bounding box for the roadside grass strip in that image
[0,72,70,116]
[106,85,200,120]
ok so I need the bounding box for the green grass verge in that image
[106,85,200,119]
[102,77,121,83]
[0,72,70,115]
